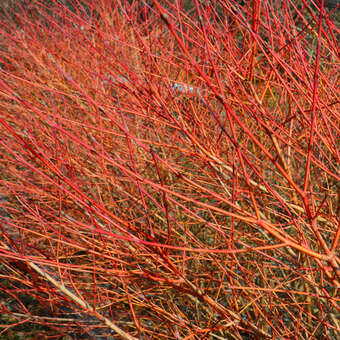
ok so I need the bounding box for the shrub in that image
[0,0,339,338]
